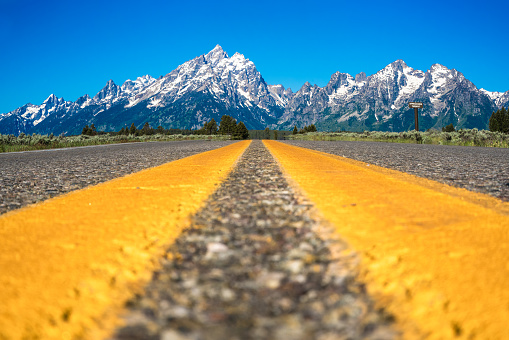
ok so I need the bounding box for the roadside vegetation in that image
[0,132,232,153]
[489,107,509,133]
[288,129,509,148]
[289,108,509,147]
[2,108,508,152]
[0,115,246,153]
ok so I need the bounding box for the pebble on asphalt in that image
[112,141,396,340]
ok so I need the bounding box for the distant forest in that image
[81,115,295,140]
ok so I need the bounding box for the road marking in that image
[264,140,509,340]
[0,140,250,340]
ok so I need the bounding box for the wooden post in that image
[409,102,423,131]
[414,107,419,131]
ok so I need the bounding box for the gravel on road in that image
[112,140,396,340]
[285,140,509,201]
[0,141,234,215]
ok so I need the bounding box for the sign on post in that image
[409,102,423,109]
[409,102,423,131]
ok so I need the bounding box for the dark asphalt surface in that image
[113,140,396,340]
[0,141,235,215]
[2,140,507,216]
[2,140,506,338]
[285,141,509,202]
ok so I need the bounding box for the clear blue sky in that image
[1,0,508,114]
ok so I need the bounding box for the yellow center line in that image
[264,140,509,340]
[0,140,250,340]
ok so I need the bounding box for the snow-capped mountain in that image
[0,45,289,135]
[278,60,504,131]
[0,46,507,135]
[481,88,509,109]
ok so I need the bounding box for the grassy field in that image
[288,129,509,148]
[0,133,230,153]
[3,128,508,153]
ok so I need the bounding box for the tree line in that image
[81,118,331,140]
[81,115,250,139]
[195,115,249,140]
[489,107,509,133]
[292,124,317,134]
[114,123,195,136]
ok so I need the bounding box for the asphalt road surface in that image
[3,140,507,216]
[112,140,396,340]
[2,140,508,339]
[0,141,235,215]
[285,141,509,201]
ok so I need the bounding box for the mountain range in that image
[1,45,508,135]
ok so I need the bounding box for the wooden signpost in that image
[409,102,423,131]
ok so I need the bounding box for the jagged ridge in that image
[1,46,507,135]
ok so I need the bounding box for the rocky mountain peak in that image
[355,72,367,82]
[103,79,117,89]
[93,80,121,102]
[75,94,91,106]
[268,84,294,106]
[378,60,408,75]
[0,46,503,136]
[329,72,353,85]
[42,94,65,108]
[429,63,451,74]
[205,45,228,67]
[43,94,58,104]
[391,59,407,68]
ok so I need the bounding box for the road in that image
[285,140,509,201]
[0,141,248,340]
[0,140,235,215]
[2,140,507,216]
[266,140,509,340]
[1,140,508,339]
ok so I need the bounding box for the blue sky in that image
[1,0,508,114]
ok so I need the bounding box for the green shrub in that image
[288,129,508,148]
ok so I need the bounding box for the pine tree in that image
[489,110,500,132]
[205,119,218,135]
[502,107,509,133]
[129,123,137,135]
[292,126,298,135]
[233,121,249,140]
[90,124,97,136]
[142,122,150,135]
[218,115,237,135]
[81,125,90,135]
[489,107,509,133]
[442,123,455,132]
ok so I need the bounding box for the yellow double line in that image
[0,141,250,340]
[265,141,509,340]
[1,140,509,339]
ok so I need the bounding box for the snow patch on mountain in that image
[0,45,504,135]
[480,88,509,109]
[481,88,503,101]
[268,85,293,106]
[392,65,425,109]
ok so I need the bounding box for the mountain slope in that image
[0,45,288,135]
[278,60,499,131]
[0,46,506,135]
